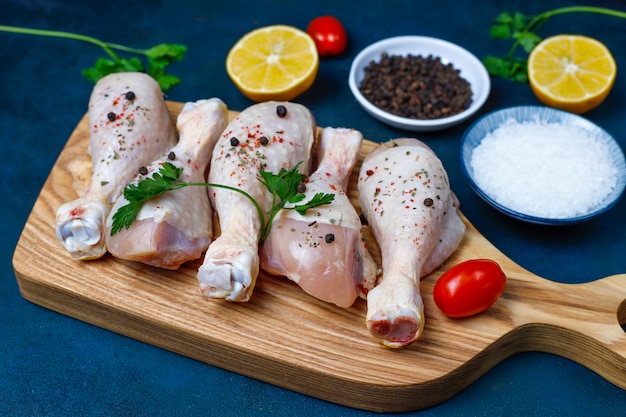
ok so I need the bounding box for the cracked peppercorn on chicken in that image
[197,101,316,302]
[105,98,228,269]
[358,138,465,348]
[55,72,177,260]
[260,127,379,307]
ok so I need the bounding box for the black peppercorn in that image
[296,183,307,193]
[276,105,287,118]
[125,91,136,101]
[325,233,335,244]
[230,137,240,146]
[107,112,116,121]
[168,151,176,160]
[358,53,472,120]
[359,214,368,226]
[139,166,148,175]
[424,197,434,207]
[260,136,269,146]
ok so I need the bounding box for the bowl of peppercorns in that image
[349,36,490,131]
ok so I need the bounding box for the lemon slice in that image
[226,25,319,102]
[528,34,616,114]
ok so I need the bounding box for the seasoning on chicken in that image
[260,127,380,308]
[358,139,466,348]
[104,98,228,269]
[198,101,316,301]
[55,72,177,260]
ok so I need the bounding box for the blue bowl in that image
[460,106,626,225]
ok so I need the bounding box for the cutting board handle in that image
[449,220,626,389]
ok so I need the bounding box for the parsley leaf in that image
[0,25,186,92]
[483,6,626,83]
[82,57,144,83]
[110,162,335,245]
[482,55,528,83]
[258,162,307,205]
[515,31,542,53]
[146,43,187,67]
[292,193,336,216]
[146,43,187,91]
[125,162,184,202]
[110,163,184,236]
[257,162,335,241]
[110,201,143,236]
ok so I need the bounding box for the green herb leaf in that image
[490,12,514,39]
[292,193,336,216]
[489,24,511,40]
[515,31,542,53]
[493,11,514,26]
[482,55,528,83]
[147,66,182,92]
[512,11,528,32]
[120,57,145,72]
[482,55,510,78]
[146,43,187,67]
[258,163,335,241]
[82,57,145,82]
[110,162,184,235]
[258,162,306,204]
[125,163,183,202]
[81,58,120,83]
[0,25,187,92]
[109,161,334,245]
[110,200,143,236]
[484,6,626,83]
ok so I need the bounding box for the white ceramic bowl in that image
[348,36,490,131]
[460,106,626,225]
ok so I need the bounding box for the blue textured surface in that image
[2,0,626,415]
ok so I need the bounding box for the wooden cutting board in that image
[13,101,626,412]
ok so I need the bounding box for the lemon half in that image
[528,34,616,114]
[226,25,319,102]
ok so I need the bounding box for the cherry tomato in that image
[306,16,347,56]
[433,259,506,318]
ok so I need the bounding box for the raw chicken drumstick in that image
[358,139,466,348]
[56,72,177,260]
[260,127,379,308]
[198,101,316,301]
[105,98,229,269]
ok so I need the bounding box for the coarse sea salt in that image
[470,118,618,219]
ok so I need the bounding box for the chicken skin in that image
[198,101,316,301]
[260,127,379,308]
[358,139,465,348]
[56,72,177,260]
[105,98,228,269]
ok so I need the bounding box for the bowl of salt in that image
[460,105,626,225]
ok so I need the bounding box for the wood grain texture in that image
[13,101,626,412]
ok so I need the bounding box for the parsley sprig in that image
[111,162,335,243]
[483,6,626,83]
[257,162,335,240]
[0,25,186,92]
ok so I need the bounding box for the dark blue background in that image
[2,0,625,415]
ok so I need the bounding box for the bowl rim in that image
[348,35,491,130]
[460,105,626,225]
